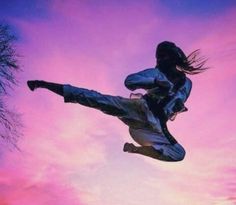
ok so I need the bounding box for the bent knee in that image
[176,152,186,161]
[173,146,186,161]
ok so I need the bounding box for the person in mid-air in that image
[27,41,208,162]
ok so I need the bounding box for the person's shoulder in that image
[153,67,169,78]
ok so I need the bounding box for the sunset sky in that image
[0,0,236,204]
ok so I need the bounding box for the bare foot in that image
[123,142,138,153]
[27,80,41,91]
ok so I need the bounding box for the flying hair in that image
[176,48,209,75]
[156,41,209,75]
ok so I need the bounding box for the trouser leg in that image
[63,84,162,131]
[28,81,151,127]
[124,143,174,161]
[160,120,178,145]
[135,146,177,161]
[28,81,128,117]
[63,84,130,117]
[127,126,185,162]
[125,143,185,162]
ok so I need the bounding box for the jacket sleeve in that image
[124,69,174,91]
[163,78,192,121]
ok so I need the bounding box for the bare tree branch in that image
[0,24,22,150]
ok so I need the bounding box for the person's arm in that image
[124,68,173,91]
[163,78,192,120]
[175,77,192,102]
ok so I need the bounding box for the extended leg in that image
[27,80,129,117]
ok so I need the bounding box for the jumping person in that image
[27,41,208,162]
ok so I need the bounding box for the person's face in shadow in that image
[156,50,176,72]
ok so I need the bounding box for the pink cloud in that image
[0,171,82,205]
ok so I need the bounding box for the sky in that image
[0,0,236,204]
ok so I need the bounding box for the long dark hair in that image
[156,41,209,75]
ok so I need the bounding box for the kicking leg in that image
[27,80,156,129]
[27,80,128,117]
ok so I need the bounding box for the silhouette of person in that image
[27,41,207,162]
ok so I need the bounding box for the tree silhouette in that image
[0,24,21,149]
